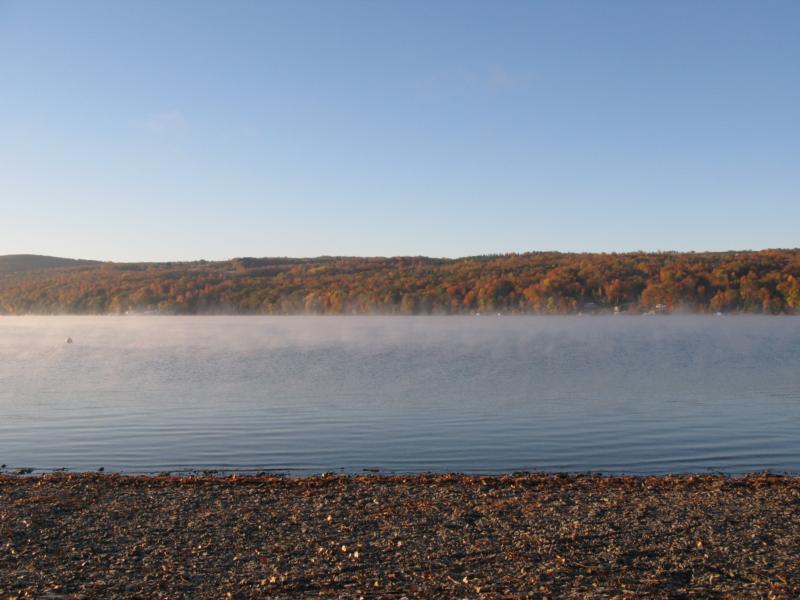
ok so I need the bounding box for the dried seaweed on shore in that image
[1,473,798,598]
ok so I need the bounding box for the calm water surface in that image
[1,316,798,474]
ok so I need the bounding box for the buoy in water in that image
[65,337,73,344]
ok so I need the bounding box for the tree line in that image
[1,250,799,315]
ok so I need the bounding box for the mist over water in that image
[1,316,798,474]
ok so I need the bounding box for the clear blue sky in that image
[1,1,798,261]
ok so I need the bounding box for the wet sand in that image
[1,473,798,598]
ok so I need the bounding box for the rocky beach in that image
[1,473,798,598]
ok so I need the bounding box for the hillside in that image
[0,250,799,315]
[0,254,100,274]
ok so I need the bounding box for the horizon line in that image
[2,247,800,265]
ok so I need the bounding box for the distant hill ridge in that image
[0,254,100,274]
[0,250,799,315]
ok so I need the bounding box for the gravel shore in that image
[1,473,798,598]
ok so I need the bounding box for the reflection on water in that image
[1,316,798,474]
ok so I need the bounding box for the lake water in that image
[0,316,798,475]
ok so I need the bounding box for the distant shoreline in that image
[2,250,799,316]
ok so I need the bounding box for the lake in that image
[1,316,798,475]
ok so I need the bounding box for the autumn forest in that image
[1,250,799,316]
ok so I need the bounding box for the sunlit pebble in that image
[341,545,347,552]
